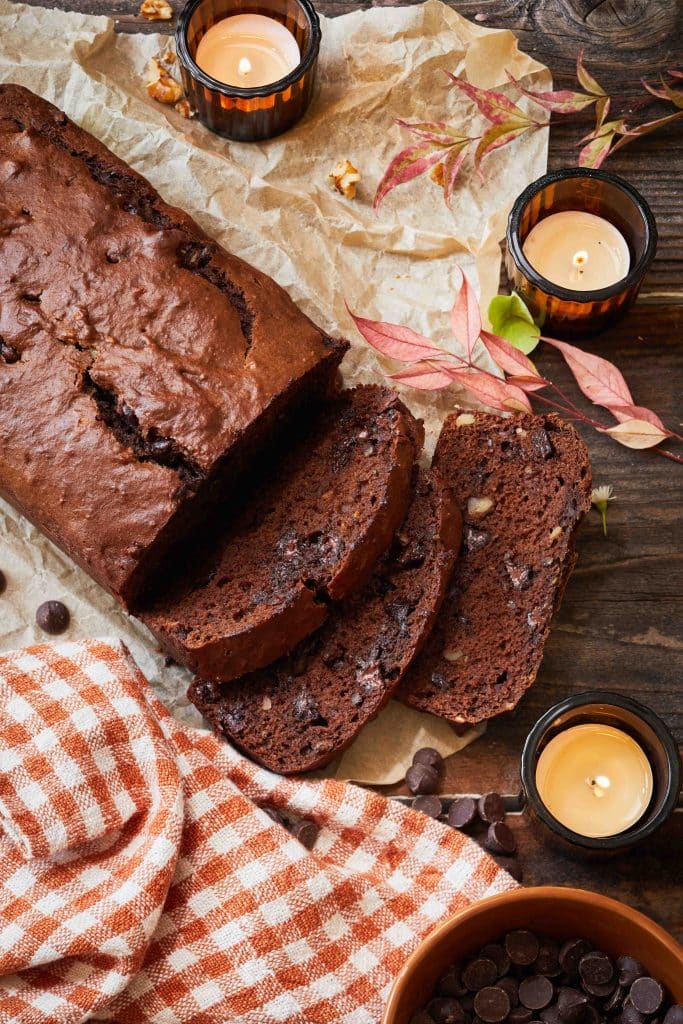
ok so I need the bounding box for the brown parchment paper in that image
[0,0,549,784]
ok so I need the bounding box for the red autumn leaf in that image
[446,366,532,413]
[443,141,472,208]
[578,127,619,168]
[479,330,546,389]
[395,119,473,146]
[450,273,481,358]
[576,50,606,97]
[347,308,443,363]
[607,404,667,432]
[474,120,532,171]
[543,338,635,412]
[445,73,533,126]
[506,71,597,114]
[641,78,683,109]
[390,361,456,391]
[374,140,449,211]
[668,69,683,80]
[601,419,671,450]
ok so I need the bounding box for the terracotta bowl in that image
[382,887,683,1024]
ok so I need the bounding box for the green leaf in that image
[487,292,540,354]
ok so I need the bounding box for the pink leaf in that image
[668,69,683,80]
[608,404,667,431]
[390,361,455,391]
[609,109,683,157]
[396,119,473,146]
[578,128,618,168]
[601,419,670,450]
[474,120,532,171]
[445,73,533,126]
[506,71,597,113]
[507,374,549,393]
[446,366,532,413]
[374,141,449,211]
[595,95,611,130]
[347,308,443,363]
[479,330,546,387]
[450,273,481,358]
[543,337,634,410]
[576,50,606,97]
[443,141,471,208]
[640,79,683,109]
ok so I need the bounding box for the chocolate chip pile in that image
[411,930,682,1024]
[261,805,319,850]
[406,748,518,869]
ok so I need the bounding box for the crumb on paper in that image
[139,0,173,20]
[161,49,176,65]
[147,58,183,105]
[430,162,445,186]
[175,98,195,119]
[328,159,361,200]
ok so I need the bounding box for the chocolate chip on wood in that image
[36,600,70,634]
[412,795,442,819]
[447,796,478,829]
[406,762,439,795]
[413,746,444,771]
[485,822,517,856]
[478,792,506,824]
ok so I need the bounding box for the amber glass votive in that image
[506,168,657,336]
[520,691,680,856]
[176,0,321,141]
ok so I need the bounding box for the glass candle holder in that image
[176,0,321,142]
[506,168,657,337]
[520,691,680,857]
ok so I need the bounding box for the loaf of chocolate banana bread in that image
[0,84,346,607]
[141,386,423,681]
[399,412,592,725]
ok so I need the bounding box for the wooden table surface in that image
[16,0,683,938]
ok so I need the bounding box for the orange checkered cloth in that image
[0,640,516,1024]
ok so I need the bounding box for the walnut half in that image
[139,0,173,19]
[146,58,183,105]
[328,159,361,200]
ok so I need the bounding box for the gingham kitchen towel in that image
[0,640,516,1024]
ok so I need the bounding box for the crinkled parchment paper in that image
[0,0,549,783]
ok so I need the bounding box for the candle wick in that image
[238,56,252,76]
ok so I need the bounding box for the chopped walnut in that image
[139,0,173,19]
[146,58,183,105]
[430,162,445,187]
[175,98,195,119]
[328,159,361,200]
[161,49,176,64]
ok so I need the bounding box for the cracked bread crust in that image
[398,412,592,725]
[189,468,460,774]
[0,84,346,606]
[141,386,424,682]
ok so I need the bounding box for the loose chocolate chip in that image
[519,977,554,1012]
[618,957,646,987]
[495,977,519,1007]
[478,792,506,824]
[427,997,465,1024]
[475,986,511,1023]
[412,794,442,819]
[0,340,20,364]
[485,822,517,855]
[630,979,665,1016]
[437,966,468,999]
[35,600,70,635]
[535,942,561,977]
[558,986,589,1024]
[579,951,613,988]
[506,931,540,967]
[559,939,592,977]
[463,958,499,992]
[481,943,511,979]
[413,746,444,771]
[0,570,6,595]
[509,1008,534,1024]
[406,762,439,795]
[291,818,318,850]
[663,1008,683,1024]
[448,796,478,830]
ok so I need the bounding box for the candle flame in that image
[238,57,252,76]
[572,250,589,269]
[587,774,611,798]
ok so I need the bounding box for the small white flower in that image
[591,485,615,536]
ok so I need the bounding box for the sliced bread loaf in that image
[141,386,423,681]
[398,412,592,725]
[188,468,460,773]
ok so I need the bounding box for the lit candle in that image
[535,723,653,838]
[522,210,631,291]
[195,14,301,88]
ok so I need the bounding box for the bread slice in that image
[141,386,423,681]
[188,469,461,773]
[398,412,592,725]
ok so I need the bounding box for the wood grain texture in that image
[7,0,683,936]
